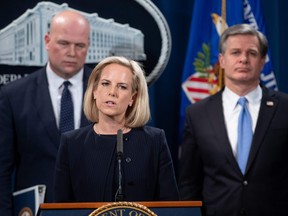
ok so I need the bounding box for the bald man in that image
[0,10,92,215]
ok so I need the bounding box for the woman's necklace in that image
[94,124,128,135]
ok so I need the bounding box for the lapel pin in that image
[266,101,274,106]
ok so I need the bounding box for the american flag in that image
[182,71,219,103]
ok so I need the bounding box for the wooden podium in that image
[37,201,202,215]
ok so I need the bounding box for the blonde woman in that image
[54,56,179,202]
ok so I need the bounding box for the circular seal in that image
[83,0,171,85]
[0,0,171,86]
[89,201,157,216]
[134,0,171,85]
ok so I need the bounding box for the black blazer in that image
[178,87,288,216]
[0,66,92,215]
[53,124,179,202]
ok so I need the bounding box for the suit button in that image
[125,157,131,163]
[243,180,248,186]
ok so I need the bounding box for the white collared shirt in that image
[46,63,84,130]
[222,85,262,157]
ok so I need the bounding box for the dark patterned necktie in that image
[237,97,253,174]
[59,81,74,133]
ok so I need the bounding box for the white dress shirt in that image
[46,63,84,130]
[222,85,262,157]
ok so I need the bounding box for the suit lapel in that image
[35,68,60,146]
[206,91,241,173]
[246,87,278,172]
[33,66,92,147]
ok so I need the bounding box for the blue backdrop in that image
[0,0,287,174]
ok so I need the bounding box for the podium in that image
[37,201,202,215]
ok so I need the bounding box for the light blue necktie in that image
[59,81,74,133]
[237,97,253,174]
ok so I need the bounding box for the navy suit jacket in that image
[0,66,92,215]
[54,124,179,202]
[178,87,288,216]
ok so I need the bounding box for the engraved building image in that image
[0,1,146,66]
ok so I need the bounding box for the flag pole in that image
[219,0,226,89]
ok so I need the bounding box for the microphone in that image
[115,129,124,201]
[117,129,123,157]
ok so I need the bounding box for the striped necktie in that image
[59,81,74,133]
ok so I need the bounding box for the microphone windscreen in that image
[117,129,123,154]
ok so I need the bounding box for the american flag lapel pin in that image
[266,101,274,106]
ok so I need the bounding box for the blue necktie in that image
[59,81,74,133]
[237,97,253,174]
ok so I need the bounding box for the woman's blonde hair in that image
[83,56,151,127]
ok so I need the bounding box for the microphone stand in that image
[115,152,124,201]
[115,129,124,201]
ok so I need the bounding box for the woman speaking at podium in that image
[53,56,179,202]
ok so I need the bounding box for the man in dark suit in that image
[0,10,91,215]
[178,24,288,216]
